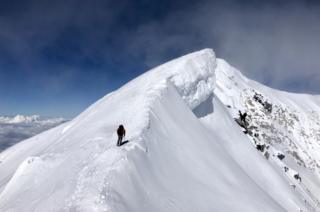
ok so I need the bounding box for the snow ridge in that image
[0,49,319,211]
[0,49,218,211]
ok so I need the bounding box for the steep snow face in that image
[214,59,320,208]
[0,49,318,211]
[0,49,218,211]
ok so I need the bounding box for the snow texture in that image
[0,49,319,211]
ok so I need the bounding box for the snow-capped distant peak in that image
[0,115,65,124]
[0,115,40,124]
[10,115,40,124]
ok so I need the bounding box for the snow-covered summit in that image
[0,49,320,212]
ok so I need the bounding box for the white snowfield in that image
[1,49,320,211]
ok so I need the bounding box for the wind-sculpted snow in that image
[0,49,319,211]
[214,58,320,209]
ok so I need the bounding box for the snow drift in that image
[0,49,320,211]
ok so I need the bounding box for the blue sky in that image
[0,0,319,117]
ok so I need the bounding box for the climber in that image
[117,125,126,146]
[239,110,247,123]
[294,173,302,182]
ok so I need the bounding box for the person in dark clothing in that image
[117,125,126,146]
[238,110,247,123]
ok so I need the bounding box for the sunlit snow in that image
[0,49,320,211]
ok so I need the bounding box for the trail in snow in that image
[0,49,319,212]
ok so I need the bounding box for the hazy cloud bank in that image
[0,115,66,152]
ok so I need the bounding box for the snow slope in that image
[0,49,319,211]
[214,58,320,208]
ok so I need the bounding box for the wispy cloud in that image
[1,0,319,116]
[125,0,320,93]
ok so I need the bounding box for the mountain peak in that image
[1,49,320,212]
